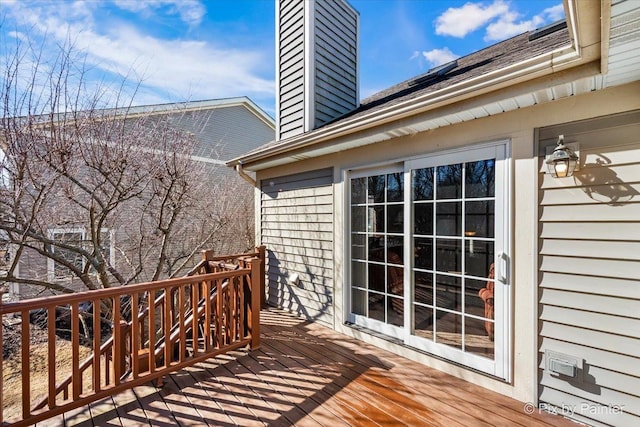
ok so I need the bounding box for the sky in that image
[0,0,565,118]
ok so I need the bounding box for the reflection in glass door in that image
[350,168,405,337]
[411,160,496,357]
[406,144,508,378]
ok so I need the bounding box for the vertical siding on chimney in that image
[277,0,306,140]
[276,0,359,140]
[313,0,358,128]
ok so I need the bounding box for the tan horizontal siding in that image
[262,203,333,216]
[539,221,640,240]
[539,239,640,260]
[540,304,640,337]
[261,168,334,327]
[539,387,638,426]
[540,322,640,357]
[538,113,640,427]
[540,255,639,280]
[540,271,640,299]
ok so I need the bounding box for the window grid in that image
[350,173,404,326]
[411,160,496,355]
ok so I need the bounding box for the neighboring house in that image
[3,97,274,300]
[229,1,640,426]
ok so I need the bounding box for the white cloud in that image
[484,2,564,41]
[1,1,273,110]
[543,4,565,22]
[435,0,510,38]
[7,31,27,41]
[434,1,565,42]
[484,11,544,41]
[421,48,459,68]
[113,0,205,26]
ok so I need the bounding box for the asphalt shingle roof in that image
[236,22,571,161]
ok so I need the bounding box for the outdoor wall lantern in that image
[545,135,579,178]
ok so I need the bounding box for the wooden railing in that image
[0,247,265,427]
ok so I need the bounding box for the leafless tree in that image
[0,34,254,298]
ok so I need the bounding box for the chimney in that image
[276,0,359,141]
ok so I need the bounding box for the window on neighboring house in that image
[48,228,113,280]
[347,142,510,380]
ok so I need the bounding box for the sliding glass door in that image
[348,143,510,378]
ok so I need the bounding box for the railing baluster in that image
[231,276,238,342]
[204,279,211,351]
[178,285,185,363]
[21,309,31,420]
[192,281,199,357]
[71,302,81,401]
[93,298,101,393]
[216,279,223,347]
[164,287,171,368]
[250,257,261,349]
[47,305,56,409]
[238,275,245,340]
[148,290,156,374]
[131,293,139,378]
[112,297,122,385]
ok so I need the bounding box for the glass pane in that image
[368,263,385,292]
[387,173,404,202]
[351,206,366,232]
[465,159,495,198]
[436,164,462,199]
[387,266,404,295]
[414,271,433,305]
[436,202,462,236]
[387,204,403,233]
[388,297,404,326]
[352,261,366,288]
[414,202,433,235]
[370,206,385,233]
[368,236,384,261]
[414,238,433,270]
[352,289,367,315]
[435,239,462,274]
[465,240,494,278]
[351,177,367,204]
[351,233,365,260]
[368,292,385,321]
[435,311,462,349]
[465,201,494,238]
[368,175,385,203]
[435,274,461,311]
[387,236,404,265]
[412,168,434,201]
[465,278,490,318]
[414,304,433,339]
[465,316,495,359]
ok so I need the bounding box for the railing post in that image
[201,250,214,273]
[249,257,261,349]
[256,245,266,307]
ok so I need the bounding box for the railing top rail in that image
[0,267,252,315]
[202,251,260,261]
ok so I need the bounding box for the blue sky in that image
[1,0,564,118]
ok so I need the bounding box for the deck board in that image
[34,308,575,427]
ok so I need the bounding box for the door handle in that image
[497,252,508,284]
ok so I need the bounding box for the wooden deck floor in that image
[36,308,575,427]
